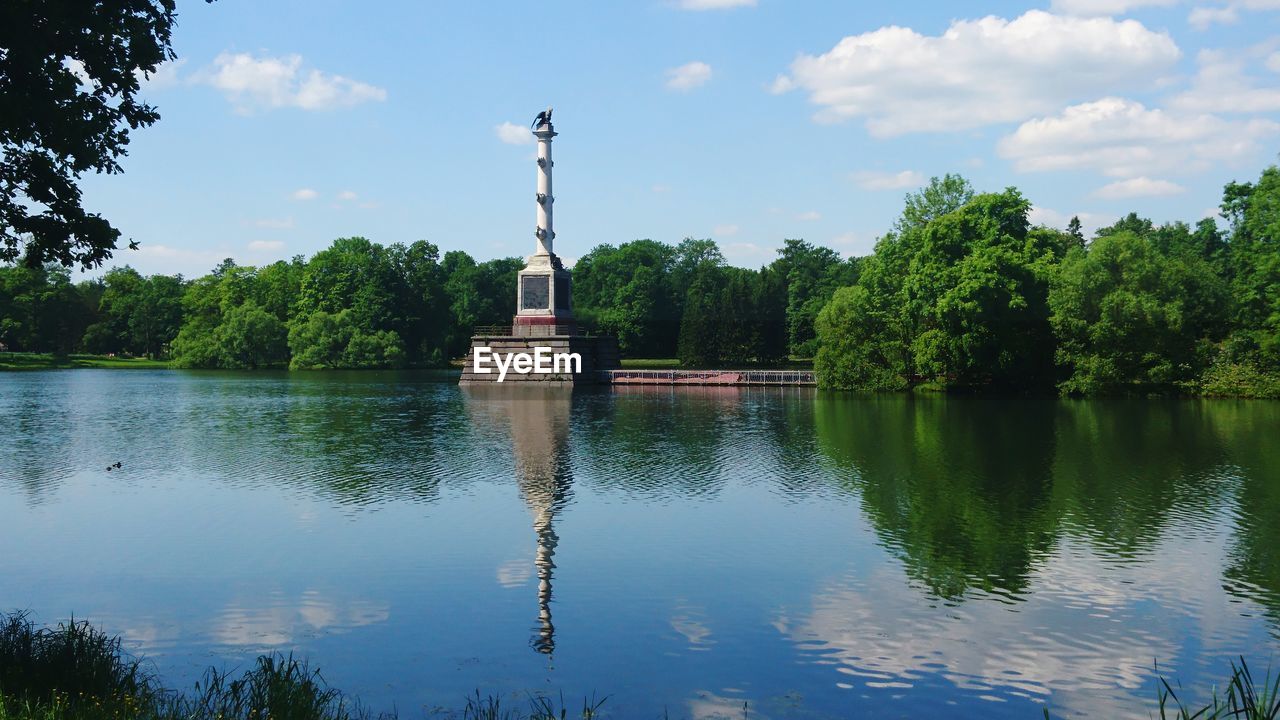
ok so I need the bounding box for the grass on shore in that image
[0,613,601,720]
[0,353,170,371]
[5,612,1277,720]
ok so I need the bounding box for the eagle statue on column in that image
[531,106,553,129]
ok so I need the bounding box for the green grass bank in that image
[0,353,170,371]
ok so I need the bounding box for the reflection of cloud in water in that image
[496,559,533,588]
[686,690,757,720]
[212,590,389,649]
[670,612,714,650]
[781,523,1268,720]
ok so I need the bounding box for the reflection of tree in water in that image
[813,394,1266,609]
[1208,400,1280,628]
[575,386,743,500]
[1048,399,1231,557]
[462,385,574,656]
[178,372,468,507]
[814,393,1060,600]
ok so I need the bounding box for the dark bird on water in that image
[106,461,122,471]
[531,106,553,129]
[114,461,122,469]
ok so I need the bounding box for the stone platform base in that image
[459,334,620,384]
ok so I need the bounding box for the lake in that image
[1,370,1277,719]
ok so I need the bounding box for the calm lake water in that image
[2,370,1278,719]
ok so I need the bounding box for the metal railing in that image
[470,324,600,337]
[606,369,815,386]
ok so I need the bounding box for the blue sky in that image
[80,0,1280,277]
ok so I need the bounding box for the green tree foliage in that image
[573,240,678,356]
[81,267,184,357]
[0,0,200,269]
[0,265,85,353]
[770,238,859,358]
[817,185,1059,390]
[287,309,405,370]
[1050,230,1229,393]
[1222,167,1280,370]
[440,251,522,357]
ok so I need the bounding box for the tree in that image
[1222,167,1280,370]
[770,238,856,358]
[1067,216,1085,248]
[0,1,199,269]
[897,174,975,232]
[1049,231,1229,394]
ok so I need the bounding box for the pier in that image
[605,369,815,386]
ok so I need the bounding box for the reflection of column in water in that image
[532,507,558,655]
[462,385,574,656]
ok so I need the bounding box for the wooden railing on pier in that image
[606,369,815,386]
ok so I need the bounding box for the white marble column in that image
[533,123,556,256]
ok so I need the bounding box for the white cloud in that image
[797,210,822,221]
[713,223,740,236]
[772,11,1180,136]
[251,217,294,229]
[1093,176,1186,198]
[337,190,358,201]
[997,97,1279,178]
[198,52,386,113]
[1188,5,1239,26]
[247,240,285,251]
[721,242,776,267]
[495,121,534,145]
[1170,49,1280,113]
[1189,0,1280,28]
[666,61,713,91]
[675,0,755,9]
[1268,52,1280,73]
[1029,207,1115,236]
[135,58,187,90]
[852,170,924,190]
[652,184,672,193]
[1051,0,1176,15]
[292,188,318,201]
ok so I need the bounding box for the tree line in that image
[3,163,1278,395]
[0,234,856,370]
[815,166,1280,396]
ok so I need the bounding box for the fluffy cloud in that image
[713,223,740,236]
[199,52,386,113]
[337,190,358,201]
[135,58,187,90]
[1093,176,1186,198]
[1050,0,1176,14]
[666,61,713,91]
[852,170,924,190]
[675,0,755,8]
[1029,207,1114,235]
[495,121,534,145]
[1189,0,1280,28]
[772,11,1180,135]
[1170,49,1280,113]
[292,188,318,200]
[997,97,1278,177]
[796,210,822,221]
